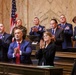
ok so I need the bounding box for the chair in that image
[26,35,40,50]
[71,59,76,75]
[26,35,40,42]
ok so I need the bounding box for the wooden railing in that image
[31,51,76,75]
[0,62,63,75]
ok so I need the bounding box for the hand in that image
[32,27,35,32]
[52,35,56,41]
[58,26,63,29]
[14,47,20,55]
[34,27,38,32]
[12,37,15,42]
[40,39,45,49]
[58,25,61,28]
[64,26,70,30]
[14,47,17,55]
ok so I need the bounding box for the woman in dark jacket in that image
[36,31,56,66]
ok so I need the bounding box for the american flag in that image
[10,0,17,33]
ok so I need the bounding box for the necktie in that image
[16,43,20,64]
[52,29,55,35]
[61,24,65,28]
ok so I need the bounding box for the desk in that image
[54,52,76,75]
[0,62,63,75]
[31,51,76,75]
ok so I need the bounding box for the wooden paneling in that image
[0,63,63,75]
[0,0,3,23]
[28,0,76,32]
[0,0,76,33]
[2,0,11,33]
[31,51,76,75]
[0,0,28,33]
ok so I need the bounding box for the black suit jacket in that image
[58,23,73,49]
[0,32,12,62]
[36,42,56,66]
[47,28,64,51]
[47,28,64,44]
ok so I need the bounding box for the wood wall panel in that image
[28,0,76,31]
[0,0,76,33]
[2,0,11,33]
[0,0,3,23]
[16,0,27,28]
[0,0,27,33]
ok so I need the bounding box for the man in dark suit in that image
[29,17,45,42]
[8,27,32,64]
[47,19,64,51]
[58,14,73,51]
[0,24,12,62]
